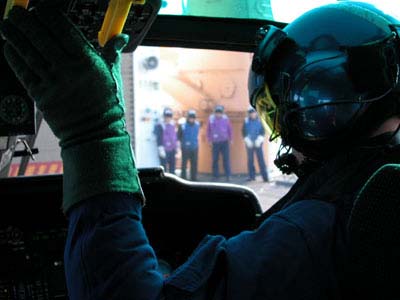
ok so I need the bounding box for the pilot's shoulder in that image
[226,200,337,267]
[276,200,336,228]
[271,200,337,249]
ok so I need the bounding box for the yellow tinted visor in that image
[255,84,280,140]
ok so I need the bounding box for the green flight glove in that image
[0,5,143,212]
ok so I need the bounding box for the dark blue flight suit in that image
[64,136,400,299]
[178,121,200,181]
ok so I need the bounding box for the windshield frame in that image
[141,15,286,52]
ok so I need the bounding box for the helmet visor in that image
[249,70,280,139]
[249,23,399,141]
[284,52,395,139]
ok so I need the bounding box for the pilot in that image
[178,109,200,181]
[2,2,400,299]
[206,105,232,181]
[242,106,269,182]
[153,107,178,174]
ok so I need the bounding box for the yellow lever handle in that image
[4,0,29,19]
[98,0,146,47]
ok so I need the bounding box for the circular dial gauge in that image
[0,95,30,125]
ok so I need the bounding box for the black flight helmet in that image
[249,2,400,159]
[187,109,197,119]
[248,106,257,114]
[163,107,173,118]
[214,105,224,113]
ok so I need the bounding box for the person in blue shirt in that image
[2,2,400,299]
[178,109,200,181]
[242,107,269,182]
[154,108,178,174]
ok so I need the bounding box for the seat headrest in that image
[348,164,400,298]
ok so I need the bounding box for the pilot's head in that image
[249,2,400,163]
[187,110,197,123]
[163,108,173,122]
[214,105,224,118]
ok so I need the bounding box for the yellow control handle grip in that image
[98,0,146,47]
[4,0,29,19]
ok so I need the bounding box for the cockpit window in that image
[6,46,295,212]
[159,0,400,23]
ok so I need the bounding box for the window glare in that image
[159,0,400,23]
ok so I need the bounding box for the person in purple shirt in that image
[154,108,178,174]
[207,105,233,181]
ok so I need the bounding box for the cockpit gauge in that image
[0,95,30,126]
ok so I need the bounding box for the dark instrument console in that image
[0,168,261,299]
[0,0,161,136]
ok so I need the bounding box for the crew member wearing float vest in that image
[178,109,200,181]
[242,107,269,182]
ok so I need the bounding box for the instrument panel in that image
[0,169,261,299]
[26,0,161,52]
[0,0,161,136]
[0,226,67,299]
